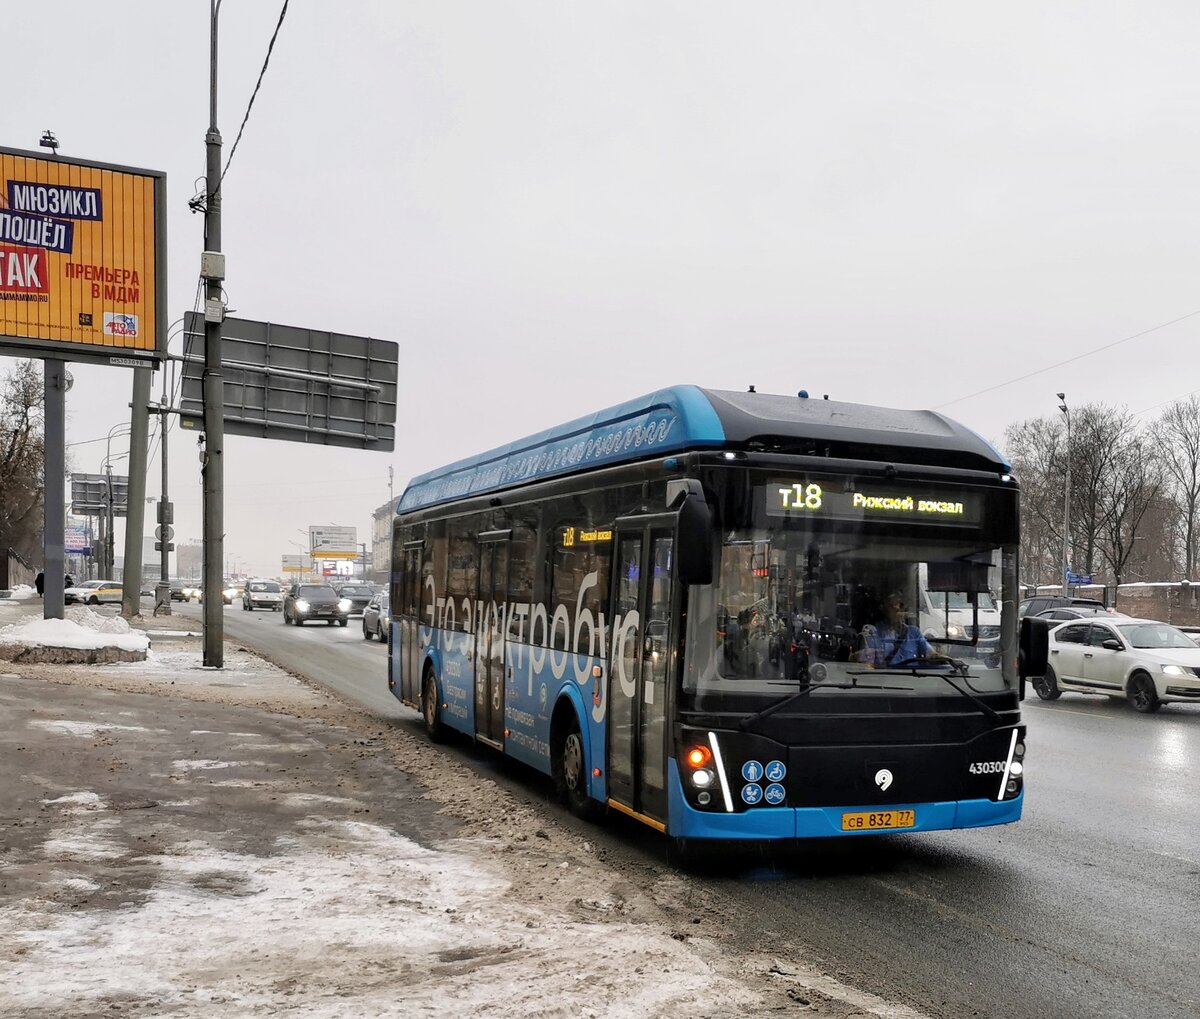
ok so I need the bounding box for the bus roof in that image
[396,386,1009,514]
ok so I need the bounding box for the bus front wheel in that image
[422,672,444,742]
[556,720,600,821]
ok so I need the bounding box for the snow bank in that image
[4,584,36,601]
[0,606,150,652]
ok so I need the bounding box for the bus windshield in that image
[684,524,1016,708]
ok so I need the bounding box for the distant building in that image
[113,537,170,583]
[371,500,392,584]
[177,540,202,580]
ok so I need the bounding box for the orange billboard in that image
[0,147,165,366]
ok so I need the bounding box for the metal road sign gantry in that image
[177,313,398,451]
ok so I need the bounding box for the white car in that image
[1035,617,1200,713]
[64,580,122,605]
[242,580,284,611]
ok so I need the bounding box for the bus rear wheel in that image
[556,720,600,821]
[422,672,444,742]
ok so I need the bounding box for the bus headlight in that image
[691,769,714,788]
[1009,761,1023,777]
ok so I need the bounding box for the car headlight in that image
[946,624,964,639]
[295,599,310,612]
[223,588,236,598]
[1161,664,1186,676]
[338,599,352,612]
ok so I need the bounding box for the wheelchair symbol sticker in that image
[741,760,764,783]
[764,760,786,783]
[763,783,786,805]
[740,783,764,805]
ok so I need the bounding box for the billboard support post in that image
[158,379,172,615]
[120,367,152,618]
[43,360,66,620]
[202,0,225,668]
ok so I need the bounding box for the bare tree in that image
[1152,395,1200,578]
[0,361,45,563]
[1098,429,1162,586]
[1001,417,1063,588]
[1062,404,1140,578]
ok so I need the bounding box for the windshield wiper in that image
[854,661,1003,723]
[737,680,912,732]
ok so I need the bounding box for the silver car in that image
[1037,616,1200,713]
[242,580,284,611]
[362,590,391,642]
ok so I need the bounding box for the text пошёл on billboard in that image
[0,147,165,366]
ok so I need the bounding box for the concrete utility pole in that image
[201,0,226,667]
[120,367,152,618]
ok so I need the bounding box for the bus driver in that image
[857,591,941,668]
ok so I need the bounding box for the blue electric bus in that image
[388,386,1025,842]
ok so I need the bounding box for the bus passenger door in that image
[608,522,675,824]
[474,534,509,746]
[399,542,423,704]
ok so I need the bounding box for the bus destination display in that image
[765,480,982,524]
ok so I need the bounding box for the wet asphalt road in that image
[177,601,1200,1019]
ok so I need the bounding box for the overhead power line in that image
[216,0,290,199]
[932,308,1200,411]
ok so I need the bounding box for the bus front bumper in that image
[666,760,1023,840]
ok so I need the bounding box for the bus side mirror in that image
[676,493,713,586]
[1019,616,1050,681]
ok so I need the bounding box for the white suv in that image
[242,580,284,611]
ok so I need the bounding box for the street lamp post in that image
[1057,393,1071,596]
[101,424,130,580]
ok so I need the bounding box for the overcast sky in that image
[4,2,1200,577]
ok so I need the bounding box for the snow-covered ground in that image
[2,799,763,1018]
[0,631,924,1019]
[0,606,150,653]
[0,583,35,601]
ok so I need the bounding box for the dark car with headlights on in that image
[334,582,376,616]
[283,583,350,627]
[170,579,201,602]
[362,589,391,642]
